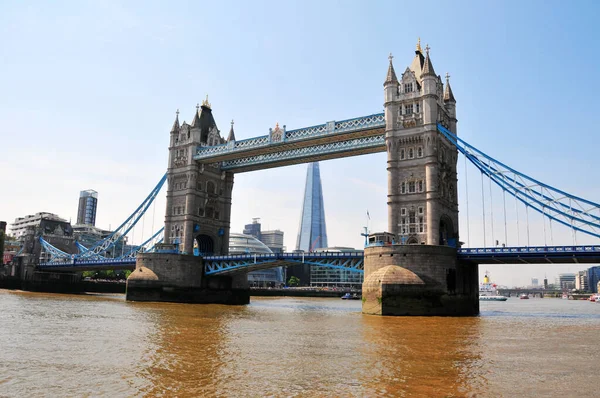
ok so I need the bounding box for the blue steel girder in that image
[437,124,600,240]
[458,245,600,264]
[219,134,385,173]
[203,252,364,275]
[38,257,136,271]
[194,113,385,166]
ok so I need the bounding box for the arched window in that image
[207,181,216,194]
[417,146,423,158]
[408,148,414,159]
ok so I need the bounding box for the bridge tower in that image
[362,41,478,316]
[126,99,248,305]
[164,100,233,256]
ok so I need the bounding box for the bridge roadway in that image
[37,245,600,273]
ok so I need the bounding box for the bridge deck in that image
[37,245,600,272]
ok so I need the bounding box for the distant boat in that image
[561,293,569,300]
[479,272,508,301]
[519,293,529,300]
[341,292,361,300]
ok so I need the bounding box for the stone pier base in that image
[126,253,249,305]
[362,245,478,316]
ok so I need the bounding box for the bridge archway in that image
[406,237,419,245]
[439,215,455,246]
[195,234,214,256]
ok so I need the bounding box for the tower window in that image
[408,181,416,193]
[416,102,420,113]
[207,181,216,194]
[405,104,413,114]
[408,148,414,159]
[418,206,424,214]
[404,83,413,93]
[401,208,407,216]
[198,207,204,217]
[418,180,424,192]
[401,182,406,194]
[417,146,423,158]
[400,149,405,160]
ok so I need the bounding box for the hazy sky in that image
[1,0,599,287]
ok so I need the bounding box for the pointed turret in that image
[170,109,180,133]
[384,53,399,86]
[227,119,236,142]
[421,44,436,77]
[444,73,456,103]
[191,104,201,128]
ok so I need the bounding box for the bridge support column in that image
[362,245,478,316]
[126,253,249,304]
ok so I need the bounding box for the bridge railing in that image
[204,251,365,261]
[458,245,600,255]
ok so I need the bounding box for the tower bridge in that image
[28,40,600,316]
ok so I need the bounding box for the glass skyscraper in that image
[289,162,328,285]
[77,190,98,226]
[296,162,328,251]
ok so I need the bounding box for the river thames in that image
[0,290,598,397]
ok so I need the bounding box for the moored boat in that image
[341,292,361,300]
[519,293,529,299]
[479,272,508,301]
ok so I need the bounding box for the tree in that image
[288,276,300,287]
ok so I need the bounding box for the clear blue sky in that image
[1,0,599,287]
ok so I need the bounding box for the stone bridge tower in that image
[164,98,234,256]
[362,41,478,316]
[127,98,247,305]
[384,41,458,246]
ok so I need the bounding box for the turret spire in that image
[227,119,236,142]
[170,109,180,133]
[201,94,211,109]
[191,104,201,127]
[416,37,422,53]
[444,72,456,102]
[384,53,399,86]
[421,44,436,77]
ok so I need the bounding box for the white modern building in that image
[229,233,284,287]
[10,212,67,238]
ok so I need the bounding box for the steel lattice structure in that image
[195,113,385,159]
[203,252,364,276]
[437,124,600,240]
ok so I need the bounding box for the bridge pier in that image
[126,253,249,304]
[362,245,479,316]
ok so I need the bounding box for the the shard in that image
[296,162,328,251]
[288,162,328,285]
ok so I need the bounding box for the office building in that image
[10,212,67,238]
[588,266,600,293]
[77,190,98,226]
[261,230,284,253]
[558,273,576,290]
[576,270,589,291]
[243,218,262,240]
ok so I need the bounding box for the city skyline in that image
[2,1,600,287]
